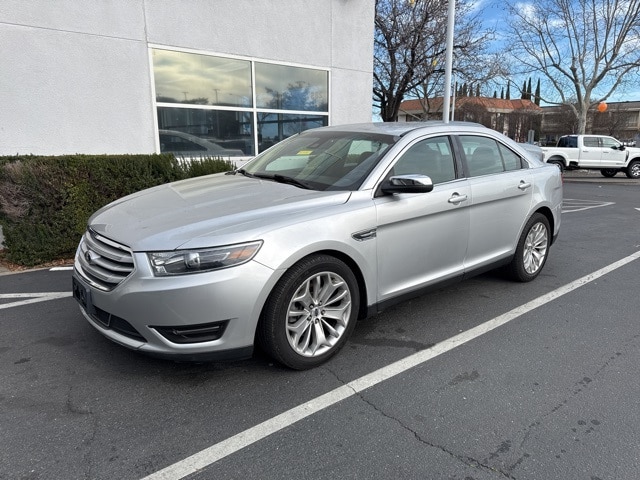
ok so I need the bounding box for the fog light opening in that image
[152,320,229,344]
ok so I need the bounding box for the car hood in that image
[88,173,351,251]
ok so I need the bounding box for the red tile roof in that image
[400,96,542,113]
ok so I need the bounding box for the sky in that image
[468,0,640,103]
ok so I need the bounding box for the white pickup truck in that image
[542,134,640,178]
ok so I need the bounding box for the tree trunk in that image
[576,99,589,134]
[381,97,400,122]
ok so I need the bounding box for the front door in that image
[599,136,628,167]
[374,136,470,302]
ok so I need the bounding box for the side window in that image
[460,136,504,177]
[499,144,525,171]
[583,137,599,147]
[558,136,578,148]
[393,136,456,184]
[600,137,620,149]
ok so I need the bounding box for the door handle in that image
[518,181,532,191]
[448,193,468,205]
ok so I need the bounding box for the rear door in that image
[457,135,534,270]
[374,135,470,301]
[578,136,603,167]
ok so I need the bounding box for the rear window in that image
[557,136,578,148]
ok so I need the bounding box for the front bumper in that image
[73,251,278,360]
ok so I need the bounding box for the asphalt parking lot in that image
[1,176,639,480]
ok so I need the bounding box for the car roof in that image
[306,121,488,137]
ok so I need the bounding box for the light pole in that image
[442,0,456,123]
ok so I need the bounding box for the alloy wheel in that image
[285,271,352,357]
[523,222,548,275]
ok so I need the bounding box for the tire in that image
[548,160,564,173]
[626,160,640,179]
[257,254,359,370]
[507,213,551,282]
[600,169,618,178]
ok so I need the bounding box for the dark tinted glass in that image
[557,136,578,148]
[257,113,328,152]
[157,107,254,156]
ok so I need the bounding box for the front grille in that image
[76,229,134,291]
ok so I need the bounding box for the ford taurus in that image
[72,122,562,369]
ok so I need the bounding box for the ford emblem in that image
[85,251,99,265]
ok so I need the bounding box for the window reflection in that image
[257,114,328,152]
[158,107,254,156]
[255,63,328,112]
[152,49,330,157]
[153,49,252,107]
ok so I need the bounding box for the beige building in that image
[398,97,542,143]
[540,101,640,145]
[399,96,640,146]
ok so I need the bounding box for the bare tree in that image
[506,0,640,134]
[373,0,497,122]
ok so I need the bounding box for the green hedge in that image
[0,154,235,266]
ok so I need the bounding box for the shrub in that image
[0,154,235,266]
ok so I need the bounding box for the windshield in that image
[241,130,396,191]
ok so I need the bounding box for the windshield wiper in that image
[227,168,256,178]
[273,174,313,190]
[251,172,313,190]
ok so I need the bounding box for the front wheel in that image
[600,168,618,178]
[507,213,551,282]
[257,254,359,370]
[626,160,640,179]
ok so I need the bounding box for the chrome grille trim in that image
[76,229,134,291]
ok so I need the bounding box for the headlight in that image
[148,241,263,276]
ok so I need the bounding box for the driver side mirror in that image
[381,174,434,194]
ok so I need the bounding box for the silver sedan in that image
[72,122,562,369]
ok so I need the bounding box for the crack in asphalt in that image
[514,335,638,458]
[325,367,515,479]
[66,385,98,480]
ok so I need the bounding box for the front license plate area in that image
[72,276,95,315]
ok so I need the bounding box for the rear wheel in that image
[626,160,640,179]
[507,213,550,282]
[600,169,618,178]
[257,254,359,370]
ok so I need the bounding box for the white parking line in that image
[141,250,640,480]
[0,292,72,310]
[562,198,615,213]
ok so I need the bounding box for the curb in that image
[561,170,639,185]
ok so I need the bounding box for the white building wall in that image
[0,0,373,156]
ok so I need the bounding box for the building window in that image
[255,63,328,112]
[152,48,330,157]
